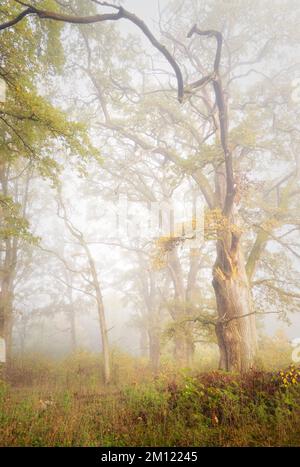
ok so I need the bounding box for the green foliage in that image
[0,0,99,173]
[0,0,100,247]
[0,194,38,242]
[123,383,168,420]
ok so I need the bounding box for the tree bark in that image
[0,239,16,370]
[212,232,257,372]
[85,249,111,384]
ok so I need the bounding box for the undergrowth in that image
[0,352,300,446]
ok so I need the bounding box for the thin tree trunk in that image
[148,327,160,374]
[58,194,111,384]
[19,315,27,355]
[4,305,13,367]
[173,334,186,363]
[139,327,148,358]
[87,250,111,384]
[167,248,185,365]
[65,273,77,353]
[137,255,162,372]
[0,242,15,370]
[185,334,195,366]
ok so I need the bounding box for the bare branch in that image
[187,25,235,215]
[2,1,184,101]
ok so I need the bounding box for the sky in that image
[122,0,167,22]
[115,0,169,36]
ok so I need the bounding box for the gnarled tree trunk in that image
[213,234,257,372]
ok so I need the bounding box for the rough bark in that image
[212,234,257,372]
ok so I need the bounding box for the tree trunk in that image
[185,334,195,366]
[173,334,186,364]
[139,327,148,358]
[4,304,13,367]
[0,306,5,376]
[65,275,77,353]
[167,248,190,366]
[148,327,160,374]
[187,26,258,372]
[19,315,27,355]
[0,292,13,373]
[91,273,110,384]
[0,244,14,370]
[0,165,19,372]
[173,333,194,367]
[137,257,162,373]
[212,235,257,372]
[69,237,111,384]
[83,245,111,384]
[58,193,111,384]
[97,298,111,384]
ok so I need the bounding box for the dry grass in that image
[1,351,300,447]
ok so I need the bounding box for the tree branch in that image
[2,1,184,101]
[187,25,235,215]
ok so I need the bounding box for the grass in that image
[0,351,300,446]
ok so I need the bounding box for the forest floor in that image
[1,351,300,447]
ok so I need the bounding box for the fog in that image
[1,0,300,377]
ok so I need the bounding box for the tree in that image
[0,0,96,369]
[51,189,111,384]
[2,0,300,373]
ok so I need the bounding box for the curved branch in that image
[187,25,235,215]
[1,1,184,101]
[0,6,34,31]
